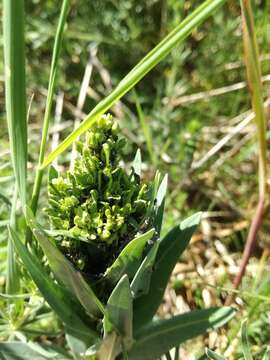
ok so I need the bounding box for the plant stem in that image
[227,0,268,303]
[232,198,265,290]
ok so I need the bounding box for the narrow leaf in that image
[3,0,27,205]
[9,227,96,344]
[104,228,155,285]
[129,307,235,360]
[6,185,19,294]
[206,348,226,360]
[132,149,142,177]
[105,275,133,342]
[241,320,253,360]
[241,0,267,196]
[131,241,159,298]
[134,212,201,329]
[25,207,104,319]
[0,342,72,360]
[154,174,168,235]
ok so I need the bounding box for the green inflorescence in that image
[46,114,149,274]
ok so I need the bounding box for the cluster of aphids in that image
[46,114,149,272]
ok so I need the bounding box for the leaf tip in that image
[210,306,236,329]
[180,211,202,230]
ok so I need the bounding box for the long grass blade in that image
[30,0,70,214]
[228,0,268,295]
[206,348,226,360]
[241,320,253,360]
[241,0,267,196]
[3,0,27,206]
[6,185,19,294]
[42,0,226,168]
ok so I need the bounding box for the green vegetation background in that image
[0,0,270,358]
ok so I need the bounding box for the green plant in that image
[46,114,149,274]
[10,115,235,359]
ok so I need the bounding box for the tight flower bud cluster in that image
[46,114,149,272]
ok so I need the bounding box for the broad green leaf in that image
[131,241,159,298]
[105,275,133,343]
[0,342,72,360]
[3,0,27,206]
[241,320,253,360]
[26,207,104,319]
[9,227,96,345]
[134,212,201,329]
[104,228,155,285]
[132,149,142,177]
[42,0,226,168]
[206,348,226,360]
[154,174,168,235]
[128,307,235,360]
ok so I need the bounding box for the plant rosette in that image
[11,115,235,360]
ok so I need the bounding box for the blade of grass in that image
[3,0,27,206]
[241,320,253,360]
[241,0,267,196]
[6,184,20,294]
[228,0,268,298]
[206,348,226,360]
[30,0,70,214]
[41,0,226,168]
